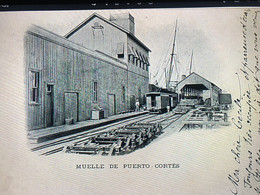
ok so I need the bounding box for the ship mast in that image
[164,67,168,88]
[166,20,178,90]
[189,50,193,75]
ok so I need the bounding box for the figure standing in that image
[167,105,170,113]
[135,99,140,112]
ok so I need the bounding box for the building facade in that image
[25,13,151,130]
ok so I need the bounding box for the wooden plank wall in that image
[26,34,45,130]
[26,32,133,130]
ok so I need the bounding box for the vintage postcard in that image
[0,6,259,195]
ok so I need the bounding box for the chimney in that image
[181,75,186,80]
[109,13,135,35]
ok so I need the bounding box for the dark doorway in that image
[108,94,116,116]
[65,92,78,122]
[130,95,136,111]
[45,84,54,127]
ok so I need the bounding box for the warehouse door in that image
[130,95,136,111]
[65,92,78,122]
[45,84,54,127]
[108,94,115,116]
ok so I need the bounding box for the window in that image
[92,22,104,29]
[145,56,150,71]
[93,81,98,102]
[141,61,144,69]
[47,84,53,93]
[122,85,125,102]
[46,84,53,95]
[137,59,140,67]
[117,43,124,58]
[29,71,40,103]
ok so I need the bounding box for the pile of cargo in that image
[181,106,229,129]
[64,122,163,155]
[173,105,191,114]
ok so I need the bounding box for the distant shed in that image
[176,72,222,106]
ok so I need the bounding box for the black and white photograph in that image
[0,4,259,195]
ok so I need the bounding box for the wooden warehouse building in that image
[25,13,151,130]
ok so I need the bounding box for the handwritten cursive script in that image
[228,8,260,195]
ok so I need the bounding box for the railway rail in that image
[32,113,156,155]
[32,114,152,151]
[31,112,183,156]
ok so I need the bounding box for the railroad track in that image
[32,113,158,156]
[149,113,182,124]
[40,147,64,156]
[161,114,183,130]
[67,113,181,146]
[33,112,183,156]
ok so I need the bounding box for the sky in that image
[0,8,245,93]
